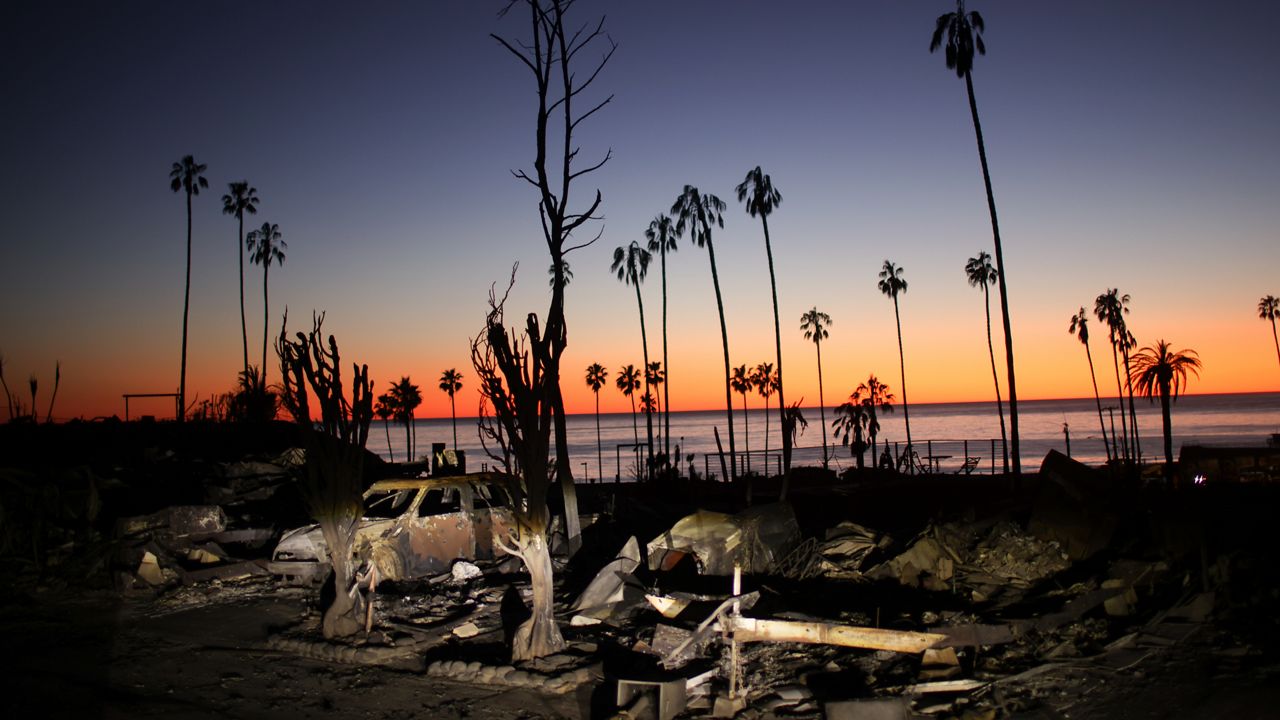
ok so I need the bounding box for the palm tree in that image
[799,307,832,470]
[246,221,286,383]
[931,2,1021,475]
[585,363,608,482]
[375,392,396,462]
[965,251,1008,471]
[855,375,894,464]
[1069,307,1112,463]
[672,185,736,482]
[222,181,260,375]
[1095,289,1136,463]
[645,214,678,463]
[548,260,572,287]
[731,364,753,475]
[439,368,464,450]
[832,394,871,469]
[1130,341,1202,483]
[1260,295,1280,370]
[612,240,655,480]
[391,376,422,462]
[169,155,208,421]
[646,361,665,463]
[752,363,778,474]
[878,261,914,468]
[736,167,790,478]
[616,363,642,480]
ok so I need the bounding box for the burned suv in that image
[268,474,513,584]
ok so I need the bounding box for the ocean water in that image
[373,392,1280,480]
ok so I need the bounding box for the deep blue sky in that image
[3,1,1278,419]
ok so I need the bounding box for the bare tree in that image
[482,0,614,660]
[277,311,374,640]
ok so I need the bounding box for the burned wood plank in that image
[728,617,946,654]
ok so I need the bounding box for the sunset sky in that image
[2,1,1278,421]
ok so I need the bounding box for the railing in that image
[702,438,1012,478]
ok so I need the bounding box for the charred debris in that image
[2,421,1279,718]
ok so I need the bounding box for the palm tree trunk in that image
[762,395,771,474]
[660,247,671,465]
[1110,340,1130,462]
[594,390,602,483]
[761,215,791,486]
[816,339,828,470]
[893,297,913,470]
[262,262,270,384]
[1271,317,1280,369]
[1122,344,1141,462]
[179,190,192,422]
[705,237,736,482]
[982,284,1008,472]
[1084,341,1112,463]
[450,395,458,449]
[384,420,394,463]
[741,391,750,475]
[628,393,637,483]
[1159,381,1173,470]
[238,215,249,375]
[634,283,655,481]
[964,71,1019,477]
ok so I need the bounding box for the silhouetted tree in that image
[965,251,1007,471]
[375,392,396,462]
[27,375,37,423]
[612,240,655,480]
[488,0,614,658]
[170,154,208,420]
[222,181,260,374]
[737,166,791,481]
[832,393,870,469]
[548,260,572,287]
[41,361,60,424]
[1069,307,1112,463]
[646,360,665,456]
[645,214,677,463]
[616,363,641,453]
[752,363,778,474]
[585,363,607,482]
[0,353,12,421]
[439,368,463,449]
[246,221,286,383]
[731,364,753,475]
[931,2,1021,475]
[857,375,895,464]
[1095,289,1138,463]
[1130,340,1201,484]
[800,307,832,470]
[1260,295,1280,370]
[276,311,374,640]
[878,261,914,468]
[390,376,422,462]
[673,185,735,483]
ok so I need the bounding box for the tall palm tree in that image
[169,155,208,421]
[612,240,655,480]
[672,185,736,482]
[799,307,833,470]
[439,368,463,450]
[616,363,642,479]
[878,261,914,468]
[246,221,286,383]
[931,2,1021,475]
[391,376,422,462]
[585,363,608,482]
[645,361,665,461]
[645,214,678,463]
[731,364,753,475]
[752,363,778,474]
[222,181,260,375]
[857,375,895,465]
[1130,341,1201,483]
[1069,307,1112,463]
[736,167,790,477]
[1260,295,1280,370]
[375,392,396,462]
[965,251,1007,471]
[1095,289,1137,463]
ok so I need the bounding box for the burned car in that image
[268,475,513,583]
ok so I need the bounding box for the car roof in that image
[361,472,512,499]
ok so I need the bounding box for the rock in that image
[451,560,483,583]
[137,551,166,585]
[452,621,481,638]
